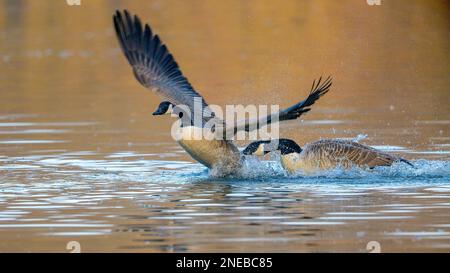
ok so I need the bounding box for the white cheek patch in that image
[255,143,265,156]
[167,104,173,114]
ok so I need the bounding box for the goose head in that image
[153,101,175,116]
[243,139,302,156]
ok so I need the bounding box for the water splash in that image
[353,134,368,142]
[1,148,449,186]
[215,154,450,185]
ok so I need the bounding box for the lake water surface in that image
[0,0,449,252]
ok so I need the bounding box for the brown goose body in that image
[176,125,242,173]
[280,139,407,174]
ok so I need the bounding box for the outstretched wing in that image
[113,10,212,118]
[279,76,332,121]
[224,76,332,137]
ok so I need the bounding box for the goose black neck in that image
[278,139,302,155]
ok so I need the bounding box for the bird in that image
[243,138,413,174]
[113,10,332,175]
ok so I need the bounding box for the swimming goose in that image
[243,139,413,174]
[113,10,332,174]
[154,101,242,172]
[150,79,329,174]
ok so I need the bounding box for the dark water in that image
[0,0,449,252]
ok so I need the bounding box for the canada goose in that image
[243,138,413,174]
[150,90,329,174]
[113,10,332,174]
[153,100,242,172]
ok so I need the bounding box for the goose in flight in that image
[243,139,413,174]
[113,10,332,175]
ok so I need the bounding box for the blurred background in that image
[0,0,448,156]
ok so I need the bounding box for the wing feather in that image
[224,76,332,137]
[308,140,397,168]
[113,10,212,117]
